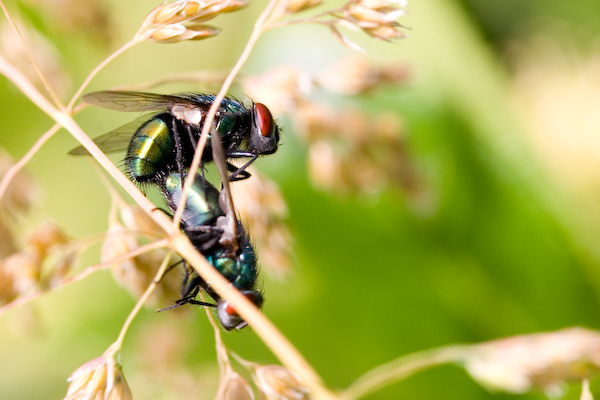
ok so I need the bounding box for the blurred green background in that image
[2,0,600,399]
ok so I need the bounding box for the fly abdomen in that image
[125,114,176,183]
[162,172,223,228]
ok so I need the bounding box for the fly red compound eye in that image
[224,291,260,316]
[225,302,238,316]
[255,103,274,137]
[71,90,280,184]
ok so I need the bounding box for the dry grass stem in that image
[0,239,168,316]
[1,41,333,398]
[463,328,600,396]
[0,123,60,202]
[581,379,593,400]
[108,251,174,355]
[171,235,338,400]
[209,303,256,400]
[343,346,467,399]
[0,1,416,399]
[0,0,62,106]
[66,40,139,112]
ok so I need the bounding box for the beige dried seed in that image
[464,328,600,396]
[65,357,106,400]
[362,24,405,41]
[102,221,138,269]
[106,371,133,400]
[119,205,164,238]
[27,221,68,256]
[217,0,249,13]
[150,1,188,24]
[255,365,311,400]
[140,0,247,35]
[217,371,255,400]
[347,5,396,24]
[242,65,309,115]
[316,57,380,95]
[148,23,220,43]
[285,0,321,14]
[0,150,39,216]
[65,358,132,400]
[357,0,406,9]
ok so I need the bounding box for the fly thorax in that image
[211,254,237,280]
[171,105,203,125]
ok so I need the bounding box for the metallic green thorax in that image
[206,231,257,290]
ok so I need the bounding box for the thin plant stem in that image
[581,379,592,400]
[110,251,174,351]
[0,4,334,398]
[268,18,336,29]
[0,123,60,202]
[66,39,139,112]
[0,0,63,108]
[120,71,226,91]
[341,345,468,399]
[155,0,337,396]
[92,161,131,214]
[171,0,280,227]
[103,251,173,396]
[171,235,339,400]
[0,239,169,316]
[0,53,175,234]
[0,13,137,204]
[266,5,349,30]
[204,293,232,374]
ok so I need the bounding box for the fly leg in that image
[224,154,257,182]
[184,224,223,252]
[157,264,216,312]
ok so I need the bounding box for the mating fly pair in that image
[70,90,280,330]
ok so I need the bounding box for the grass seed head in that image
[316,56,409,95]
[284,0,322,14]
[254,365,311,400]
[340,0,407,41]
[464,328,600,396]
[148,23,221,43]
[138,0,247,42]
[217,371,255,400]
[362,24,405,41]
[65,358,132,400]
[0,150,39,219]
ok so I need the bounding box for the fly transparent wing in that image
[67,115,153,155]
[82,91,202,112]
